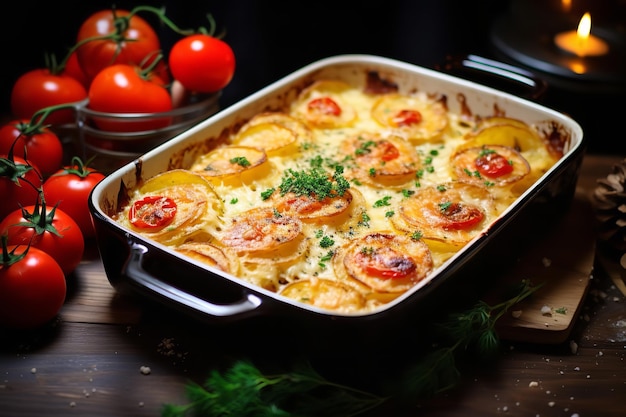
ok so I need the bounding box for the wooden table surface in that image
[1,152,625,417]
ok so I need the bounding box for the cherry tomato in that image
[439,202,484,231]
[307,97,342,116]
[392,109,422,126]
[0,120,63,177]
[0,204,85,275]
[0,155,42,220]
[76,9,161,82]
[129,196,178,228]
[10,69,87,125]
[169,34,235,93]
[62,50,90,90]
[43,158,106,238]
[475,149,514,178]
[87,64,172,132]
[0,243,66,329]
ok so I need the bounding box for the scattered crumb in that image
[69,401,76,407]
[139,366,151,375]
[569,340,578,354]
[548,401,556,407]
[529,381,539,388]
[541,305,552,316]
[542,257,552,267]
[30,368,36,374]
[511,310,523,319]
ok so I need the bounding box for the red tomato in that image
[76,9,161,82]
[0,120,63,177]
[392,109,422,127]
[378,140,400,162]
[10,69,87,125]
[128,196,178,228]
[439,202,484,231]
[43,159,106,238]
[169,34,235,93]
[0,204,85,275]
[87,64,173,132]
[356,247,417,279]
[475,150,514,178]
[0,243,66,329]
[307,97,342,116]
[62,50,90,90]
[0,155,42,220]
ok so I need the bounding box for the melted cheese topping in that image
[115,81,561,314]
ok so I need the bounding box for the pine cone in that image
[592,158,626,258]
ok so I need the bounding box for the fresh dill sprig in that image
[161,360,387,417]
[162,279,542,417]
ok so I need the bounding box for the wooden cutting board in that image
[492,188,595,344]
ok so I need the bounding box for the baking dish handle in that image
[122,243,263,318]
[437,54,548,101]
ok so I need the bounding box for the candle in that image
[554,12,609,57]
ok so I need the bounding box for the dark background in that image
[1,0,625,153]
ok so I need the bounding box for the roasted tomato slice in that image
[354,246,417,279]
[377,140,401,162]
[474,149,514,178]
[307,97,342,116]
[391,109,422,127]
[438,201,484,230]
[129,196,178,228]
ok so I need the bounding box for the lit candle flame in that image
[577,12,591,40]
[554,11,608,58]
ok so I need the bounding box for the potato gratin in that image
[113,79,562,314]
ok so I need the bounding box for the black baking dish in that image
[88,55,585,325]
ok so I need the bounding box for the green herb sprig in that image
[162,279,541,417]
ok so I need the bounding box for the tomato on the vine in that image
[43,157,106,238]
[0,155,42,220]
[0,240,66,329]
[0,120,63,177]
[76,9,162,82]
[62,50,90,90]
[10,69,87,125]
[87,64,172,132]
[0,202,85,275]
[169,34,235,93]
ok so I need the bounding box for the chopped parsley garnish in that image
[478,148,496,157]
[278,166,350,200]
[230,156,251,167]
[554,306,568,315]
[402,189,415,198]
[385,210,394,218]
[439,201,452,212]
[373,196,392,207]
[368,167,376,177]
[411,231,423,240]
[359,212,371,227]
[436,185,447,192]
[319,235,335,248]
[320,251,333,263]
[229,198,238,204]
[355,140,376,156]
[260,188,275,200]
